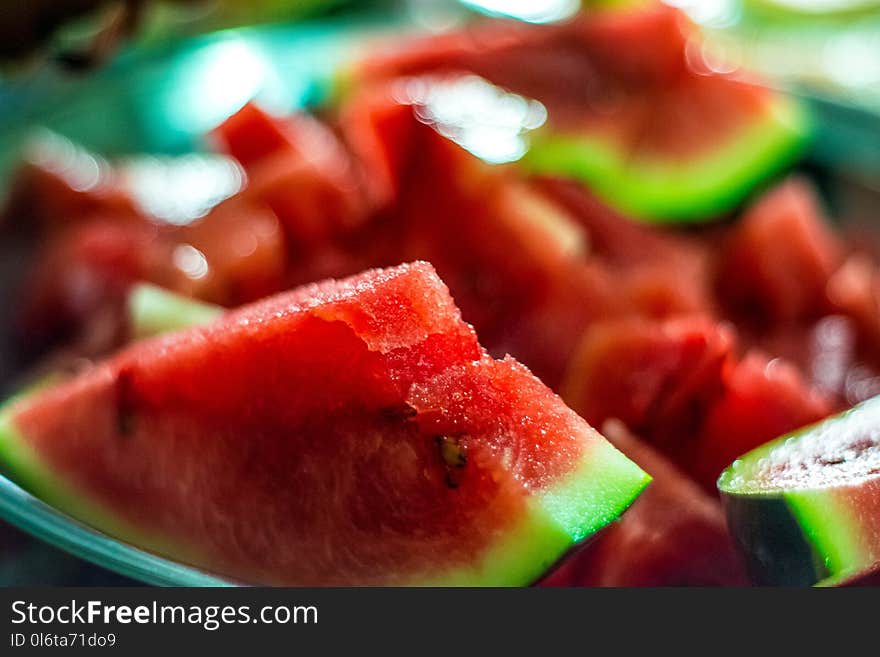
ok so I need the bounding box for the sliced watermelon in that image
[347,5,810,221]
[716,177,843,325]
[542,420,748,586]
[0,263,648,585]
[720,395,880,586]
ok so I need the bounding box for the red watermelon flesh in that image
[688,352,833,490]
[212,103,369,246]
[534,177,692,268]
[16,219,163,352]
[560,313,834,490]
[209,102,293,170]
[560,315,735,456]
[337,81,423,208]
[385,116,605,387]
[0,262,648,585]
[542,421,749,587]
[158,196,287,306]
[1,137,141,235]
[827,254,880,370]
[534,177,716,317]
[716,177,844,325]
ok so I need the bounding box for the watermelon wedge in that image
[0,263,648,585]
[348,5,810,221]
[719,395,880,586]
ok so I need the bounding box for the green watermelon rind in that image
[719,397,880,585]
[418,437,650,586]
[742,0,880,21]
[128,284,223,340]
[783,488,865,578]
[524,93,811,223]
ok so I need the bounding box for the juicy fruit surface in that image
[720,396,880,495]
[2,263,646,585]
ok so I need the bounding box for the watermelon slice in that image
[0,263,648,585]
[719,394,880,586]
[348,5,810,221]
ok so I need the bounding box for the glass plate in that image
[0,473,233,586]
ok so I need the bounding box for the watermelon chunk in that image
[1,132,141,235]
[720,395,880,586]
[560,316,735,455]
[716,177,843,325]
[0,263,648,585]
[16,194,287,354]
[212,103,369,246]
[348,5,810,221]
[535,177,716,317]
[16,219,164,352]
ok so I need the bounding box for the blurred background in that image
[1,0,880,584]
